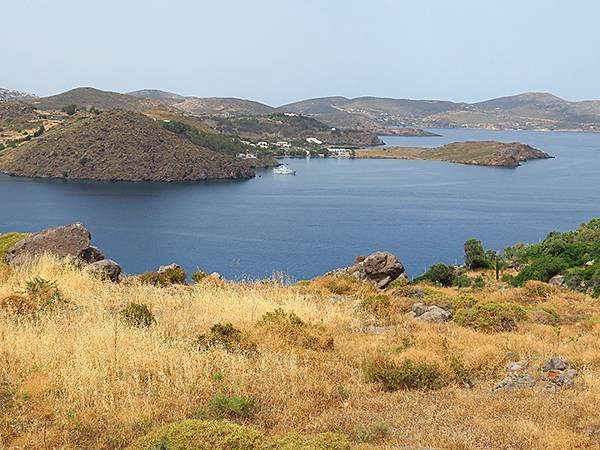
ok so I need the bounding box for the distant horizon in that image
[8,85,600,107]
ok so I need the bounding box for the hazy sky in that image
[2,0,598,105]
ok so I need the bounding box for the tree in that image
[464,239,490,269]
[62,104,77,115]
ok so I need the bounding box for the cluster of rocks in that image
[4,223,122,282]
[406,302,452,323]
[494,356,577,392]
[329,251,406,289]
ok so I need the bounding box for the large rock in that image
[87,259,122,282]
[416,305,452,323]
[5,223,100,264]
[332,251,405,289]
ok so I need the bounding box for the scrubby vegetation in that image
[505,219,600,296]
[1,220,600,449]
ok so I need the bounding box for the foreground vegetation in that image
[1,245,599,448]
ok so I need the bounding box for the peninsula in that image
[355,141,553,167]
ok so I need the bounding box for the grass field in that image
[1,255,599,449]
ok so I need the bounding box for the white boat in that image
[273,165,296,175]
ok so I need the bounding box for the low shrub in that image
[417,264,455,287]
[454,301,525,332]
[356,422,390,443]
[359,294,392,320]
[192,271,208,283]
[195,323,257,354]
[128,419,266,450]
[522,280,557,298]
[363,356,448,391]
[323,276,358,295]
[258,308,333,350]
[473,275,485,289]
[210,394,254,419]
[119,303,156,328]
[453,274,472,288]
[139,267,186,287]
[1,277,66,316]
[270,432,351,450]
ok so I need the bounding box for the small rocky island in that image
[355,141,553,167]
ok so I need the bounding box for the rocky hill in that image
[0,88,38,102]
[0,110,254,181]
[174,97,276,117]
[128,89,188,105]
[356,141,552,167]
[280,92,600,132]
[31,87,160,112]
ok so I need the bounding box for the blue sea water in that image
[1,128,599,279]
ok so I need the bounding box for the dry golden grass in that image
[1,256,599,449]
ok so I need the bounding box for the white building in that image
[257,141,269,149]
[274,141,292,148]
[306,137,323,145]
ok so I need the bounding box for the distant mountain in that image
[0,88,37,102]
[0,110,253,182]
[127,89,188,105]
[280,92,600,132]
[174,97,276,117]
[31,87,159,112]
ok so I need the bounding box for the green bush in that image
[363,356,447,391]
[473,275,485,288]
[453,301,525,332]
[453,274,472,288]
[511,256,568,286]
[417,263,455,287]
[210,394,254,419]
[192,271,208,283]
[195,323,256,354]
[356,422,390,443]
[128,419,266,450]
[139,267,186,287]
[119,303,156,328]
[62,104,77,115]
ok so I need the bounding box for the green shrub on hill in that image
[415,263,455,287]
[162,120,253,158]
[504,219,600,296]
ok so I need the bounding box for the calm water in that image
[1,128,599,279]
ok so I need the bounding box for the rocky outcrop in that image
[5,223,98,264]
[494,356,577,392]
[87,259,122,282]
[408,303,452,322]
[330,251,405,289]
[5,223,123,283]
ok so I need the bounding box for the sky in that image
[2,0,599,106]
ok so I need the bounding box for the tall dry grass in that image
[0,256,599,449]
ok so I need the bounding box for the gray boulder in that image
[5,223,98,264]
[542,357,569,372]
[411,302,428,316]
[416,305,451,323]
[332,251,405,289]
[548,275,564,287]
[78,245,105,263]
[494,373,537,391]
[87,259,122,282]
